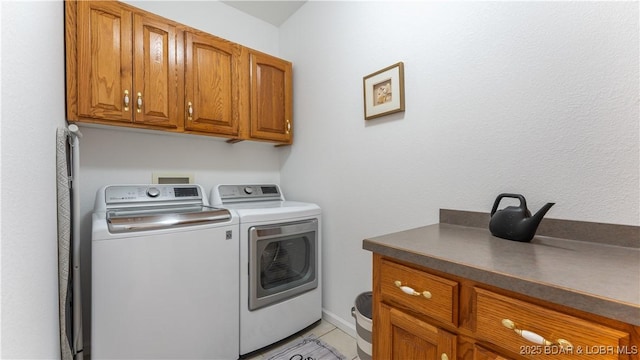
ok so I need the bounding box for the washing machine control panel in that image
[146,187,161,197]
[105,184,202,205]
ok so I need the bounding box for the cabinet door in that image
[377,303,456,360]
[249,52,293,144]
[184,32,240,136]
[77,1,132,122]
[474,345,513,360]
[132,14,179,129]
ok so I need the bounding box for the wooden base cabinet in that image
[372,254,638,360]
[473,345,510,360]
[474,288,630,360]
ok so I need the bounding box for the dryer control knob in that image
[243,186,254,195]
[147,187,161,197]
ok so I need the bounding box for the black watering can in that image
[489,194,555,242]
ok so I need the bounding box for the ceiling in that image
[221,1,307,26]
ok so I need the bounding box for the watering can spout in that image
[530,202,555,226]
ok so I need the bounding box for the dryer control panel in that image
[216,184,283,203]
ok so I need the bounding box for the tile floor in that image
[243,319,360,360]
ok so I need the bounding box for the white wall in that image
[123,0,279,54]
[1,1,283,358]
[1,1,67,358]
[279,1,639,334]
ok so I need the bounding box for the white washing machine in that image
[211,184,322,356]
[91,184,239,360]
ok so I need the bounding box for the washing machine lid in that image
[107,205,231,233]
[95,184,232,232]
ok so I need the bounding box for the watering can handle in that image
[491,193,527,216]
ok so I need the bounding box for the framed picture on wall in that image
[363,62,405,120]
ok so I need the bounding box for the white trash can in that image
[351,292,372,360]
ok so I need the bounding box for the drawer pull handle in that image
[501,319,573,349]
[394,280,432,299]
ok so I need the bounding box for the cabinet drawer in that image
[475,288,631,360]
[379,258,458,327]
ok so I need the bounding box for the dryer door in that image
[249,219,318,310]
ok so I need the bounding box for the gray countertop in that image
[363,223,640,326]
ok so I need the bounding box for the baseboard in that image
[322,308,357,339]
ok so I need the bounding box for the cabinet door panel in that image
[249,52,292,143]
[184,32,239,136]
[474,345,513,360]
[133,14,178,128]
[393,325,438,359]
[377,303,456,360]
[77,1,132,122]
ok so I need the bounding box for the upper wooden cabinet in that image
[66,0,293,145]
[133,14,178,128]
[74,1,131,123]
[184,32,240,137]
[69,1,179,130]
[246,50,293,144]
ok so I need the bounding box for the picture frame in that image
[363,62,405,120]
